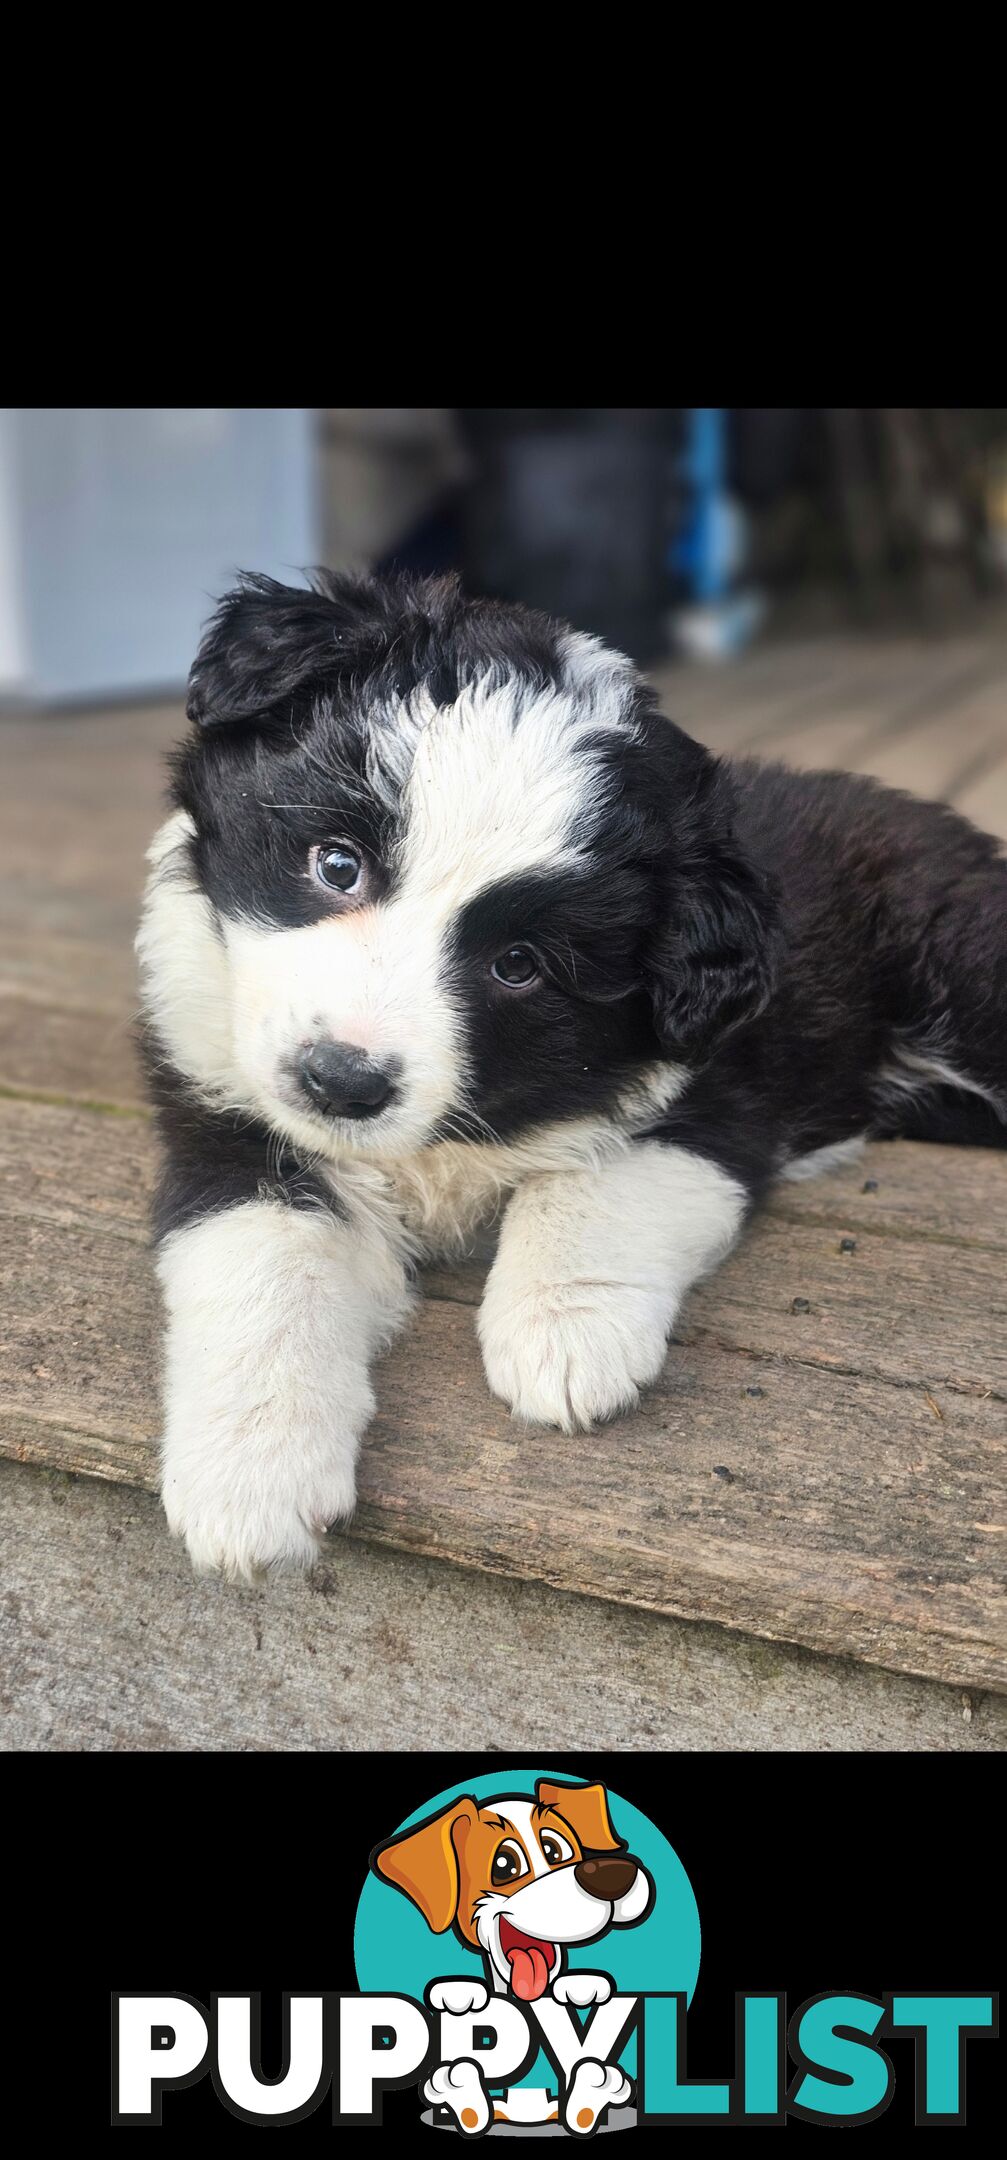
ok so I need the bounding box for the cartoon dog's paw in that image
[423,2059,490,2135]
[428,1980,490,2015]
[563,2059,632,2135]
[551,1973,613,2008]
[478,1278,669,1432]
[162,1422,360,1586]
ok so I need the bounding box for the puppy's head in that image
[171,571,777,1158]
[371,1779,653,1999]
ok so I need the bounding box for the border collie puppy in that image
[137,571,1006,1581]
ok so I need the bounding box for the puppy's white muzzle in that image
[478,1861,649,1997]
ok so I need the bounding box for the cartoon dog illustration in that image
[371,1778,653,2134]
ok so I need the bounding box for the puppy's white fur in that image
[136,810,236,1099]
[138,674,736,1579]
[193,671,629,1160]
[780,1135,866,1182]
[478,1143,746,1431]
[563,2061,632,2135]
[157,1195,413,1583]
[422,2060,490,2135]
[141,799,734,1574]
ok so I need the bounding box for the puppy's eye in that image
[491,1840,527,1885]
[314,843,362,893]
[491,946,539,987]
[540,1832,573,1867]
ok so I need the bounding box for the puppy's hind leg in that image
[562,2060,633,2135]
[897,857,1007,1142]
[423,2061,491,2135]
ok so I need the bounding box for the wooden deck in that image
[2,619,1005,1696]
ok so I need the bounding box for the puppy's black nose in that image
[299,1040,398,1119]
[574,1855,639,1902]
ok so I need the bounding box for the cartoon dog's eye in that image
[314,843,362,893]
[540,1832,573,1867]
[491,946,539,987]
[491,1840,527,1885]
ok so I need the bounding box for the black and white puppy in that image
[137,571,1007,1581]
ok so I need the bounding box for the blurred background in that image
[2,406,1007,1111]
[3,406,1007,701]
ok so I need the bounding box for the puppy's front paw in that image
[478,1278,670,1432]
[551,1973,612,2008]
[162,1414,364,1586]
[428,1980,490,2015]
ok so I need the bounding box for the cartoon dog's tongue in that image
[499,1918,555,2002]
[508,1944,550,2001]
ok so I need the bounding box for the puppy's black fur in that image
[148,570,1007,1248]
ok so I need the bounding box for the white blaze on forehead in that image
[393,673,627,909]
[217,672,635,1151]
[138,661,643,1166]
[492,1797,550,1877]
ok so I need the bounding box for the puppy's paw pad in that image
[563,2059,632,2134]
[423,2059,489,2134]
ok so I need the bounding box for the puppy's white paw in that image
[156,1198,412,1584]
[563,2059,632,2134]
[162,1422,362,1586]
[551,1973,612,2008]
[423,2059,490,2134]
[478,1279,670,1432]
[428,1980,490,2016]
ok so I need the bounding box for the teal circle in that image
[354,1767,700,2089]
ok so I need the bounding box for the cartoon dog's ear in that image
[645,750,780,1063]
[370,1796,480,1934]
[185,569,402,733]
[536,1781,624,1854]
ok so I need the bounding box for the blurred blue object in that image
[669,408,766,659]
[0,409,318,704]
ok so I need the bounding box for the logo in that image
[355,1770,689,2133]
[111,1769,997,2131]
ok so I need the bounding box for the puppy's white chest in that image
[326,1118,633,1258]
[373,1144,513,1255]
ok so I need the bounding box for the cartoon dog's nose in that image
[574,1855,639,1902]
[299,1039,399,1119]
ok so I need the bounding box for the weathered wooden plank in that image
[664,636,1001,760]
[855,681,1007,803]
[673,645,913,757]
[0,994,144,1110]
[687,1215,1006,1397]
[356,1307,1006,1694]
[1,1099,1003,1691]
[0,702,178,1107]
[767,1142,1007,1253]
[429,1219,1006,1396]
[4,1102,1002,1375]
[650,635,867,724]
[694,650,1007,793]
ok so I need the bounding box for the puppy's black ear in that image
[647,751,779,1062]
[185,570,401,732]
